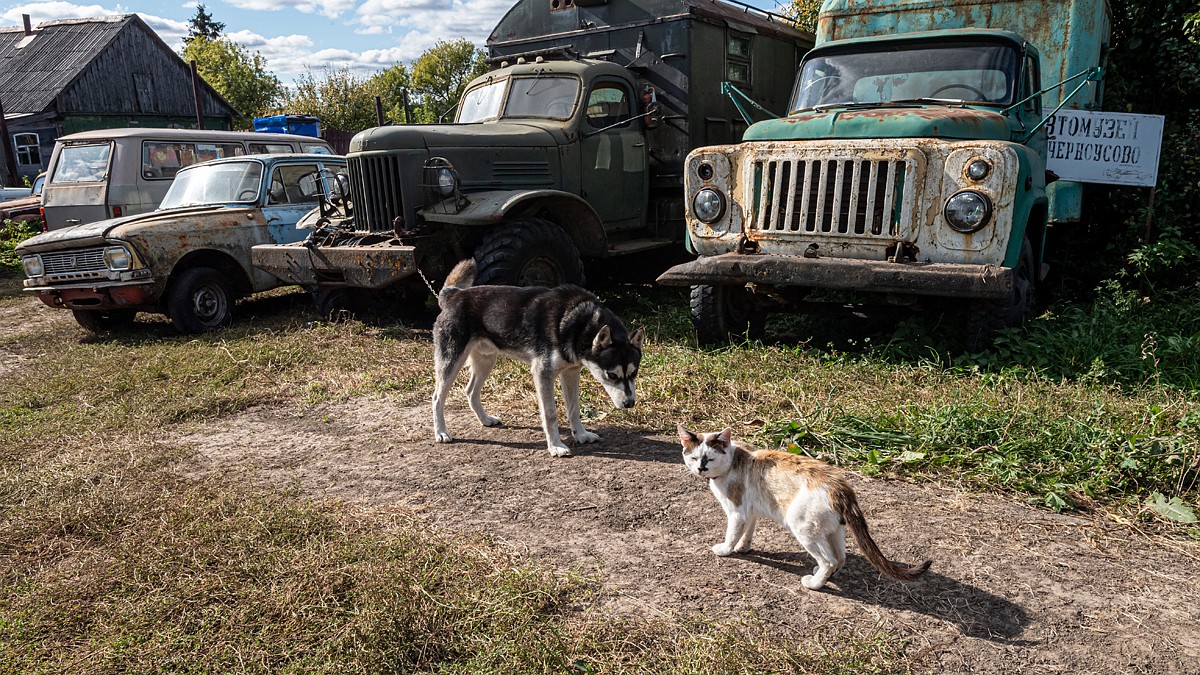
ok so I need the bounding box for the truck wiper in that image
[888,97,970,106]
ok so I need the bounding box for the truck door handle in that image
[633,142,645,147]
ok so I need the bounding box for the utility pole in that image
[190,61,204,129]
[0,94,19,185]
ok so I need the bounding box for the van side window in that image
[267,164,322,205]
[249,143,294,154]
[302,143,331,154]
[143,142,244,179]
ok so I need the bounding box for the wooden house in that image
[0,14,239,183]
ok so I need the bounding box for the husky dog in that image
[432,259,645,457]
[679,425,931,590]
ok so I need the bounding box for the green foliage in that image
[368,64,414,124]
[0,219,39,273]
[181,36,283,126]
[281,67,388,134]
[782,0,821,32]
[184,3,224,43]
[410,39,488,124]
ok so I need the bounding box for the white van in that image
[40,128,332,230]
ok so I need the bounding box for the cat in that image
[679,425,931,590]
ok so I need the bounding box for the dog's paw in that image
[548,445,573,458]
[712,543,735,557]
[573,429,600,444]
[800,574,827,591]
[434,431,453,443]
[479,415,502,427]
[733,541,753,553]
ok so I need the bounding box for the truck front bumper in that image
[252,242,418,289]
[656,253,1014,300]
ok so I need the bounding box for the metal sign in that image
[1045,110,1164,187]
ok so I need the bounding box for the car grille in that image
[751,155,918,239]
[348,155,403,234]
[40,248,109,281]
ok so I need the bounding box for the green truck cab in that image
[251,0,812,313]
[657,0,1111,348]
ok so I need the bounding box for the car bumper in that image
[251,242,418,289]
[656,253,1014,300]
[26,280,157,311]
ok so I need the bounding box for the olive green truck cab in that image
[251,0,812,310]
[656,0,1111,348]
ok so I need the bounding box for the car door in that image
[260,161,330,244]
[580,79,647,231]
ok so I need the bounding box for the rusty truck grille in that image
[348,155,403,234]
[752,156,916,239]
[40,248,108,281]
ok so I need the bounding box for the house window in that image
[727,32,752,85]
[14,133,40,165]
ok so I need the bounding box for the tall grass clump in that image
[0,219,40,273]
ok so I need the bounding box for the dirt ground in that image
[181,396,1200,674]
[5,292,1199,674]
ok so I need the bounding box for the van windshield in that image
[790,41,1020,112]
[159,161,264,209]
[51,143,111,183]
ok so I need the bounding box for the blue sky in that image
[0,0,791,85]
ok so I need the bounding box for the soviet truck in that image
[656,0,1111,349]
[251,0,812,313]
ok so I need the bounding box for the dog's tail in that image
[438,259,476,308]
[831,480,931,582]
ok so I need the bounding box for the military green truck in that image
[656,0,1111,348]
[251,0,812,313]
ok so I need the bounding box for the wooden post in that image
[402,89,411,125]
[190,61,204,129]
[0,94,20,186]
[375,95,384,126]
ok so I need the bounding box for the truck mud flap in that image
[656,252,1013,300]
[252,242,418,289]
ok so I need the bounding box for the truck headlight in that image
[692,188,725,224]
[104,245,133,271]
[966,159,991,181]
[943,191,992,233]
[437,167,457,196]
[22,255,43,278]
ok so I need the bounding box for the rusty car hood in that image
[350,122,559,153]
[744,105,1015,143]
[17,205,231,253]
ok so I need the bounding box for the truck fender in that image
[418,189,607,257]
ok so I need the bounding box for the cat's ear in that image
[630,326,645,349]
[678,424,699,448]
[592,324,612,351]
[718,428,733,447]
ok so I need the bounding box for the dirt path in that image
[182,396,1200,674]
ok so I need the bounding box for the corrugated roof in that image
[0,15,130,114]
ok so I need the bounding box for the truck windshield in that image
[790,41,1019,112]
[457,75,581,123]
[159,161,264,209]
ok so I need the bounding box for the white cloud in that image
[224,0,357,19]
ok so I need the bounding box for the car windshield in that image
[789,41,1020,112]
[457,75,581,122]
[159,161,263,209]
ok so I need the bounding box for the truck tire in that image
[474,218,585,287]
[690,283,766,347]
[312,287,362,322]
[166,267,234,333]
[72,309,137,333]
[966,236,1036,351]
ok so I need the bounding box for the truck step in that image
[606,239,676,256]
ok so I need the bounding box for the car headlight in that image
[437,167,457,196]
[943,191,993,233]
[104,245,133,271]
[966,159,991,181]
[692,188,725,224]
[22,255,43,278]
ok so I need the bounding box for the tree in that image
[368,64,414,124]
[184,3,224,44]
[410,39,488,123]
[782,0,820,32]
[282,67,386,133]
[182,36,283,127]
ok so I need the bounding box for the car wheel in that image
[690,283,766,347]
[966,236,1036,351]
[166,267,234,333]
[72,309,137,334]
[473,218,585,287]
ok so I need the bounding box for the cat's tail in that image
[832,483,931,582]
[438,259,476,308]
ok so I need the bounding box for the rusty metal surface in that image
[251,242,418,289]
[27,280,155,311]
[656,252,1014,299]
